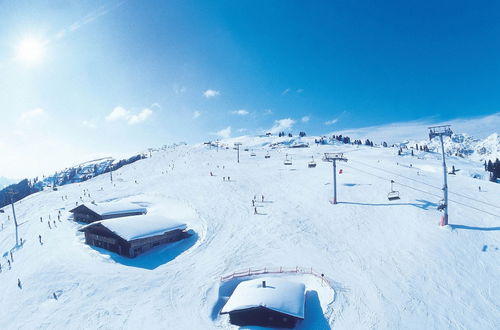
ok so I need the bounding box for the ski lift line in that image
[343,163,500,219]
[350,159,500,211]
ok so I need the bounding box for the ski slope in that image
[0,136,499,329]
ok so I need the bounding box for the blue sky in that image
[1,0,499,177]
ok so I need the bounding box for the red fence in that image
[220,266,334,290]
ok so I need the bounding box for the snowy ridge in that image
[0,136,498,329]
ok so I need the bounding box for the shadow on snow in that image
[90,229,198,270]
[450,225,500,232]
[339,199,437,210]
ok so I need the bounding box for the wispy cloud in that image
[193,111,201,119]
[231,109,249,116]
[106,106,153,125]
[82,120,97,129]
[214,126,231,139]
[128,108,152,125]
[203,89,220,98]
[324,118,339,125]
[173,85,186,95]
[301,116,310,123]
[281,88,290,95]
[55,1,126,40]
[19,108,46,123]
[264,109,273,115]
[296,88,304,93]
[268,118,296,134]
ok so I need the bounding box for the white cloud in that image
[173,85,186,95]
[281,88,290,95]
[238,128,248,133]
[193,111,201,119]
[19,108,46,123]
[82,120,97,129]
[203,89,220,98]
[325,118,339,125]
[269,118,296,134]
[150,103,161,109]
[215,126,231,139]
[301,116,310,123]
[105,106,153,125]
[128,108,153,125]
[106,106,129,121]
[231,109,249,116]
[296,88,304,93]
[264,109,273,115]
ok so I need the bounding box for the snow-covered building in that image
[78,214,188,258]
[220,277,306,328]
[69,202,147,223]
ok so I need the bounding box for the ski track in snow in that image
[0,139,499,329]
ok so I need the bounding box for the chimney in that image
[262,280,266,288]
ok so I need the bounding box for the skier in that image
[48,221,52,229]
[10,251,13,262]
[8,260,11,269]
[252,200,255,207]
[223,177,225,181]
[40,217,43,223]
[262,195,264,202]
[210,172,213,176]
[39,235,42,245]
[53,292,58,300]
[479,186,481,192]
[53,220,57,228]
[227,176,230,181]
[254,207,257,215]
[17,278,22,289]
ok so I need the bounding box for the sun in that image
[16,38,45,63]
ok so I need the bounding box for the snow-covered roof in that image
[75,202,147,216]
[80,214,187,241]
[220,277,306,319]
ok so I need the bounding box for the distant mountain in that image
[405,133,500,162]
[0,154,146,209]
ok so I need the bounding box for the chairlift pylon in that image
[308,156,317,168]
[387,180,400,201]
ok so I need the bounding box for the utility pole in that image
[7,190,19,246]
[429,125,453,226]
[323,153,348,204]
[234,143,242,163]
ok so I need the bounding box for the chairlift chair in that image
[387,180,400,201]
[284,154,292,165]
[308,156,317,168]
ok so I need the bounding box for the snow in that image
[80,214,187,241]
[81,201,147,217]
[220,277,306,318]
[0,135,499,329]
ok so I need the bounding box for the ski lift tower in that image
[323,153,348,204]
[7,190,19,246]
[234,142,242,163]
[428,125,453,226]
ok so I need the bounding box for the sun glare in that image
[17,38,45,63]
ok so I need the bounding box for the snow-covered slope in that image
[0,137,498,329]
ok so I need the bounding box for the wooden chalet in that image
[221,277,306,328]
[78,214,188,258]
